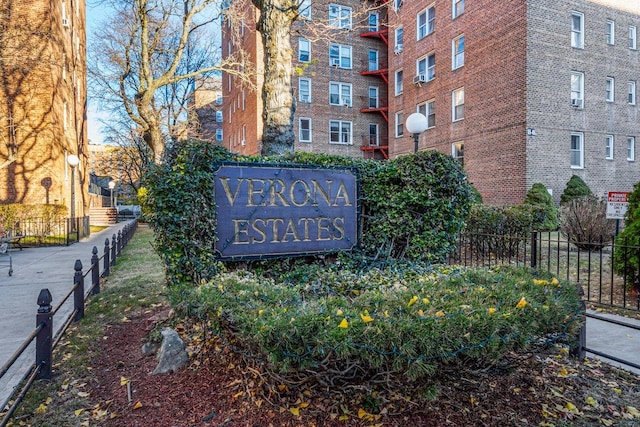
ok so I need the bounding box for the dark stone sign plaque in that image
[213,163,359,260]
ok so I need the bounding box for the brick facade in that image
[0,0,88,214]
[221,0,639,205]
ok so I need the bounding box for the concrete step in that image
[89,208,118,225]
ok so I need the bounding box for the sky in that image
[86,1,112,145]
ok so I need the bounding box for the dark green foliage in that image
[144,144,474,285]
[560,175,592,205]
[559,195,616,250]
[613,182,640,289]
[523,183,559,231]
[465,204,547,257]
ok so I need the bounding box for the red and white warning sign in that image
[606,191,630,219]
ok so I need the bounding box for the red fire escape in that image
[359,22,389,160]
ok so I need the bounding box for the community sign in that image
[606,191,630,219]
[213,163,359,260]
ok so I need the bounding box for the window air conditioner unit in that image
[331,58,340,67]
[413,74,427,84]
[300,96,310,103]
[394,44,403,54]
[62,18,70,28]
[343,99,352,107]
[241,139,246,146]
[571,98,583,108]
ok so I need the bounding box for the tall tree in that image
[90,0,251,164]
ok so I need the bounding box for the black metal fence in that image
[448,231,640,312]
[6,216,90,248]
[0,221,137,427]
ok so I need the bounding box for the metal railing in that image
[0,220,137,427]
[4,216,90,248]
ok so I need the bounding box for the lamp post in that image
[405,112,429,153]
[108,180,116,207]
[67,154,80,231]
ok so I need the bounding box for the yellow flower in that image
[407,296,419,307]
[338,318,349,329]
[551,277,559,286]
[417,309,424,317]
[476,287,485,292]
[258,309,264,315]
[488,307,496,315]
[360,313,374,323]
[516,297,528,309]
[435,310,445,317]
[383,310,390,318]
[336,309,344,316]
[422,297,430,304]
[532,279,548,286]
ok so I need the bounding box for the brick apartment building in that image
[0,0,88,214]
[222,0,639,205]
[191,76,225,143]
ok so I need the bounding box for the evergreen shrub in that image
[613,181,640,291]
[523,183,558,231]
[560,175,592,205]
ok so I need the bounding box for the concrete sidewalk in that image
[585,309,640,375]
[0,221,135,410]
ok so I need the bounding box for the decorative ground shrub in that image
[523,183,558,231]
[613,181,640,290]
[559,195,616,250]
[179,264,582,388]
[464,204,547,257]
[560,175,592,205]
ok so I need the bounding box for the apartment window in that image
[215,110,223,122]
[630,26,637,50]
[452,0,464,19]
[452,142,464,164]
[368,86,379,108]
[242,125,246,145]
[329,82,352,106]
[606,20,615,45]
[628,137,636,161]
[299,0,311,20]
[394,0,402,12]
[570,71,584,107]
[417,53,435,81]
[395,69,403,95]
[61,2,69,26]
[299,118,312,142]
[242,90,246,110]
[215,128,223,142]
[298,38,310,62]
[417,100,435,128]
[417,5,435,40]
[329,4,352,29]
[329,120,352,144]
[63,101,68,131]
[299,78,311,103]
[395,112,403,137]
[215,95,223,105]
[570,132,584,168]
[394,27,404,53]
[606,77,614,102]
[329,43,352,69]
[452,35,464,69]
[368,124,379,146]
[605,135,614,160]
[368,50,379,71]
[452,87,464,121]
[62,53,66,80]
[368,12,379,32]
[629,81,636,105]
[571,11,584,48]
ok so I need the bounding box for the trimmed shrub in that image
[560,175,592,205]
[180,264,582,387]
[523,183,558,231]
[559,195,616,250]
[613,182,640,290]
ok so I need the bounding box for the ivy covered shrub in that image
[560,175,592,205]
[464,204,547,257]
[613,181,640,291]
[559,195,616,250]
[143,144,475,285]
[175,264,582,387]
[523,183,558,231]
[0,204,67,236]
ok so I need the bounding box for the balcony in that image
[360,136,389,160]
[360,28,389,45]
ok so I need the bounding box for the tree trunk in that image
[254,0,297,157]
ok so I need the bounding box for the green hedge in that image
[613,181,640,288]
[0,204,67,230]
[142,141,475,285]
[175,264,582,385]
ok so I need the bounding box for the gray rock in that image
[152,328,188,374]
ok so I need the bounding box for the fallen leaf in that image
[290,407,300,416]
[74,409,85,416]
[133,402,142,409]
[120,377,129,386]
[360,314,374,323]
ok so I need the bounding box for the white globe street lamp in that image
[108,180,116,207]
[405,112,429,153]
[67,154,80,230]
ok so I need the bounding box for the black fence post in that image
[111,234,117,266]
[117,230,122,257]
[36,289,53,380]
[103,238,110,277]
[570,282,586,361]
[73,260,84,322]
[91,246,100,295]
[530,231,538,269]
